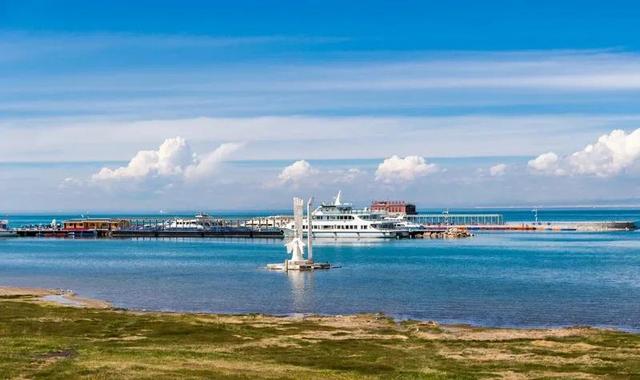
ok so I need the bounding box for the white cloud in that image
[277,160,318,186]
[568,128,640,176]
[528,152,565,175]
[58,177,85,189]
[489,163,507,177]
[529,128,640,177]
[330,168,365,183]
[184,142,244,180]
[91,137,241,184]
[375,155,438,183]
[4,114,640,162]
[0,31,345,64]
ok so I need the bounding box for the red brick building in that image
[370,201,417,215]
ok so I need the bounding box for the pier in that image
[9,207,637,240]
[111,228,283,239]
[407,213,504,226]
[15,216,284,239]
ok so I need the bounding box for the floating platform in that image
[266,260,332,271]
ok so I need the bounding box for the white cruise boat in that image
[283,192,397,238]
[164,213,216,230]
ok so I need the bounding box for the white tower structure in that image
[266,196,331,271]
[306,197,313,263]
[286,197,306,264]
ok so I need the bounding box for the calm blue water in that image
[1,210,639,330]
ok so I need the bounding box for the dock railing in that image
[407,214,504,226]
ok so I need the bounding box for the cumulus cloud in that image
[277,160,318,185]
[375,155,438,183]
[489,163,507,177]
[568,129,640,176]
[528,152,565,176]
[529,128,640,177]
[91,137,242,183]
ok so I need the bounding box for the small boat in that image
[0,219,17,237]
[163,213,218,231]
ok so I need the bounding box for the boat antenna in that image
[334,190,342,206]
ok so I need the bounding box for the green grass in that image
[1,296,639,379]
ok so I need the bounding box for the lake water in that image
[1,209,639,330]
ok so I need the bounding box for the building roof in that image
[64,218,126,223]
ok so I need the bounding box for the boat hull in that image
[283,228,397,239]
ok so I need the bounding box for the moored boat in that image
[283,191,398,238]
[0,219,17,237]
[163,213,218,230]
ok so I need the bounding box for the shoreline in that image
[1,285,634,334]
[0,285,111,309]
[2,285,640,378]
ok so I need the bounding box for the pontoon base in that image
[267,260,332,271]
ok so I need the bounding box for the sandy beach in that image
[0,285,111,309]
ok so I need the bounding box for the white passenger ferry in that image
[283,192,397,238]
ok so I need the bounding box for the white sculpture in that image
[285,238,305,262]
[267,196,330,271]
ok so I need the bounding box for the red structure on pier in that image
[370,200,417,215]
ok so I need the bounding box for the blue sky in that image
[2,1,640,212]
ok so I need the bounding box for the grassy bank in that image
[1,293,639,379]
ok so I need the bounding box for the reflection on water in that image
[287,270,314,311]
[310,237,389,246]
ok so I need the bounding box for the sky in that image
[2,0,640,212]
